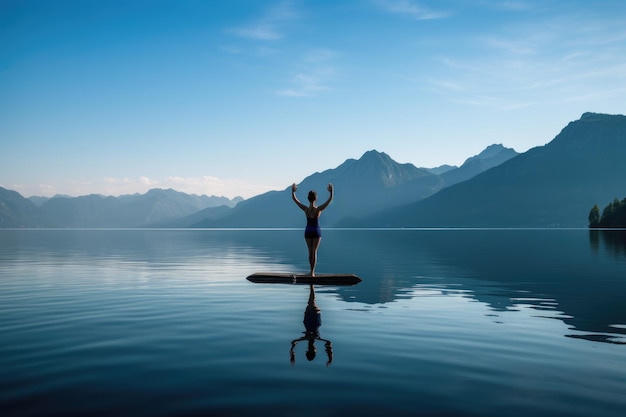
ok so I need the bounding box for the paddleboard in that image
[246,272,361,286]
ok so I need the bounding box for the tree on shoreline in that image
[589,197,626,228]
[588,204,600,227]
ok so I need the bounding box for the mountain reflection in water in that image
[316,229,626,345]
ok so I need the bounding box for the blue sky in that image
[2,0,626,198]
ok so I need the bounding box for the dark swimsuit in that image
[304,216,322,239]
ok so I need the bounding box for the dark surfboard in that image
[246,272,361,286]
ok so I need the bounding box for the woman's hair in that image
[307,190,317,203]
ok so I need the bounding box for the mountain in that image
[192,145,521,229]
[40,194,121,227]
[28,196,51,206]
[0,187,55,227]
[426,164,457,175]
[28,194,72,206]
[148,205,233,228]
[356,113,626,227]
[37,188,243,227]
[0,142,527,229]
[441,144,519,187]
[192,150,445,228]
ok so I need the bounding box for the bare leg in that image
[305,237,321,276]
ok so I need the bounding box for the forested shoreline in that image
[589,197,626,228]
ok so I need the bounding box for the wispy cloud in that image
[229,1,300,41]
[376,0,449,20]
[37,184,57,196]
[231,24,282,41]
[163,176,275,198]
[277,48,337,97]
[423,12,626,111]
[218,45,243,55]
[447,94,536,111]
[224,3,337,98]
[482,36,537,55]
[427,53,554,110]
[478,0,533,12]
[277,72,330,97]
[560,85,626,104]
[100,176,275,199]
[102,177,154,195]
[427,78,465,92]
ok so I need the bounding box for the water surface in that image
[1,229,625,416]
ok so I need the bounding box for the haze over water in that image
[1,228,625,416]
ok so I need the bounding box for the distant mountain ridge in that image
[441,144,519,187]
[0,188,243,228]
[5,112,623,229]
[0,187,56,227]
[426,165,456,175]
[28,195,71,206]
[191,145,518,228]
[0,143,520,228]
[192,150,443,228]
[353,112,626,227]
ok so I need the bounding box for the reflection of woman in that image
[291,183,333,276]
[290,285,333,366]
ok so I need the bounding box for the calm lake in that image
[1,228,625,417]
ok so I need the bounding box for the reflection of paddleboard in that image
[246,272,361,286]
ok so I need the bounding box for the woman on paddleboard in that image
[291,182,333,276]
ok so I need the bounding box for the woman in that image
[291,182,333,276]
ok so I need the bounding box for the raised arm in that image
[291,183,308,211]
[318,183,334,211]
